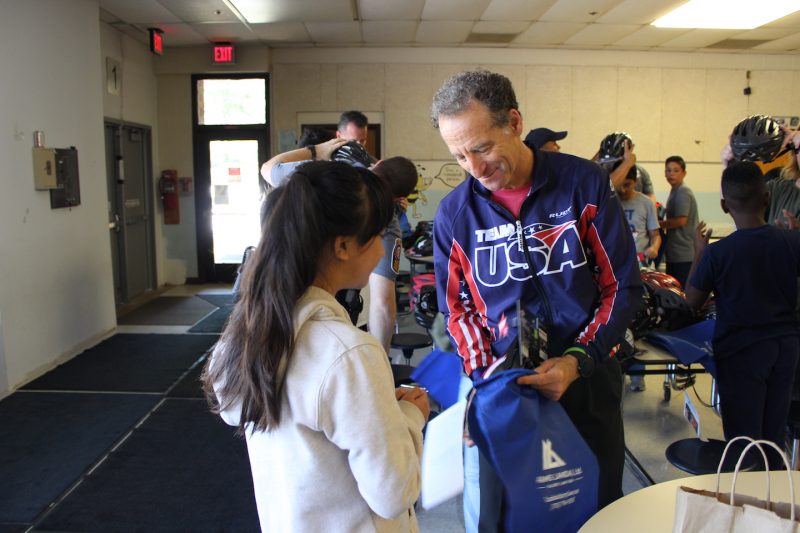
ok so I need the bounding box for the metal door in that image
[105,121,156,306]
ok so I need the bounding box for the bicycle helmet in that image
[414,284,438,329]
[597,132,633,171]
[730,115,784,163]
[331,140,373,168]
[409,236,433,257]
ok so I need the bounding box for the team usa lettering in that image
[472,219,588,286]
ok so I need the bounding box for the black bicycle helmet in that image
[730,115,784,163]
[414,284,438,329]
[331,140,373,168]
[597,132,633,170]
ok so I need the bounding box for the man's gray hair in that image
[430,70,519,129]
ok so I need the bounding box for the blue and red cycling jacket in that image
[433,145,643,376]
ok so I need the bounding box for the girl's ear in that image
[332,236,351,261]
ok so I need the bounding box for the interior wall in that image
[0,0,114,393]
[154,45,271,281]
[99,23,165,281]
[270,47,800,229]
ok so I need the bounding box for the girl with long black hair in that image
[204,161,429,532]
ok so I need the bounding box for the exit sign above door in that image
[213,44,235,65]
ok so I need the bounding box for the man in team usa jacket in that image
[431,70,643,529]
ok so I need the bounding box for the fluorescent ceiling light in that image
[652,0,800,30]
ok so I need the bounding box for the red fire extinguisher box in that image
[159,170,180,224]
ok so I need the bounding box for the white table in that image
[579,470,800,532]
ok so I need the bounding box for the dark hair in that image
[338,110,368,131]
[203,161,393,433]
[372,156,418,198]
[665,155,686,171]
[721,161,766,212]
[431,70,519,129]
[298,126,335,148]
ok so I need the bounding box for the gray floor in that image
[393,312,722,532]
[142,287,719,533]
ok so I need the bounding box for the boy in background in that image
[617,169,661,392]
[661,155,698,288]
[685,162,800,455]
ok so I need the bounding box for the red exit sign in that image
[213,44,235,65]
[149,28,163,56]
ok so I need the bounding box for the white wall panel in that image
[385,64,436,160]
[703,69,747,163]
[661,69,705,161]
[524,65,572,147]
[571,66,617,159]
[616,67,662,162]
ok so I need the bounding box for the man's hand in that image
[317,138,349,160]
[395,197,409,211]
[516,355,580,401]
[643,245,658,259]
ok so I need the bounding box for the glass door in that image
[192,74,269,282]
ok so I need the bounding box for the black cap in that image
[525,128,567,149]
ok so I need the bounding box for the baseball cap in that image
[525,128,568,149]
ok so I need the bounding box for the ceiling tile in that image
[513,21,587,44]
[564,23,639,45]
[752,32,800,51]
[421,0,492,21]
[480,0,555,21]
[416,21,475,42]
[99,0,181,23]
[731,27,799,41]
[657,29,740,49]
[613,25,689,47]
[153,23,210,46]
[305,21,362,43]
[190,22,257,43]
[158,0,238,23]
[230,0,353,24]
[362,21,418,42]
[539,0,625,23]
[597,0,684,25]
[472,21,531,34]
[763,10,800,29]
[358,0,425,20]
[250,22,311,42]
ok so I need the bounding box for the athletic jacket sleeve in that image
[575,179,643,361]
[433,205,493,376]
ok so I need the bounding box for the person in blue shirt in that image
[686,161,800,457]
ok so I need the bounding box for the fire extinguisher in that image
[159,170,180,224]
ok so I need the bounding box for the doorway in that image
[104,121,157,307]
[192,74,270,282]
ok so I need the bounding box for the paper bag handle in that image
[730,439,795,520]
[715,436,769,494]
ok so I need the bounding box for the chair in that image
[666,439,740,474]
[787,398,800,469]
[391,332,432,366]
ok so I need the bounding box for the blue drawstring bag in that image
[467,368,599,533]
[646,320,716,378]
[410,349,463,409]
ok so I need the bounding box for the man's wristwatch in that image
[564,347,595,378]
[308,144,317,160]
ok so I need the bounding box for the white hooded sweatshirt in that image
[214,286,425,532]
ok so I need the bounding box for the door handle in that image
[108,213,121,232]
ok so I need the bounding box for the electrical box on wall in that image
[32,147,58,189]
[49,148,81,209]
